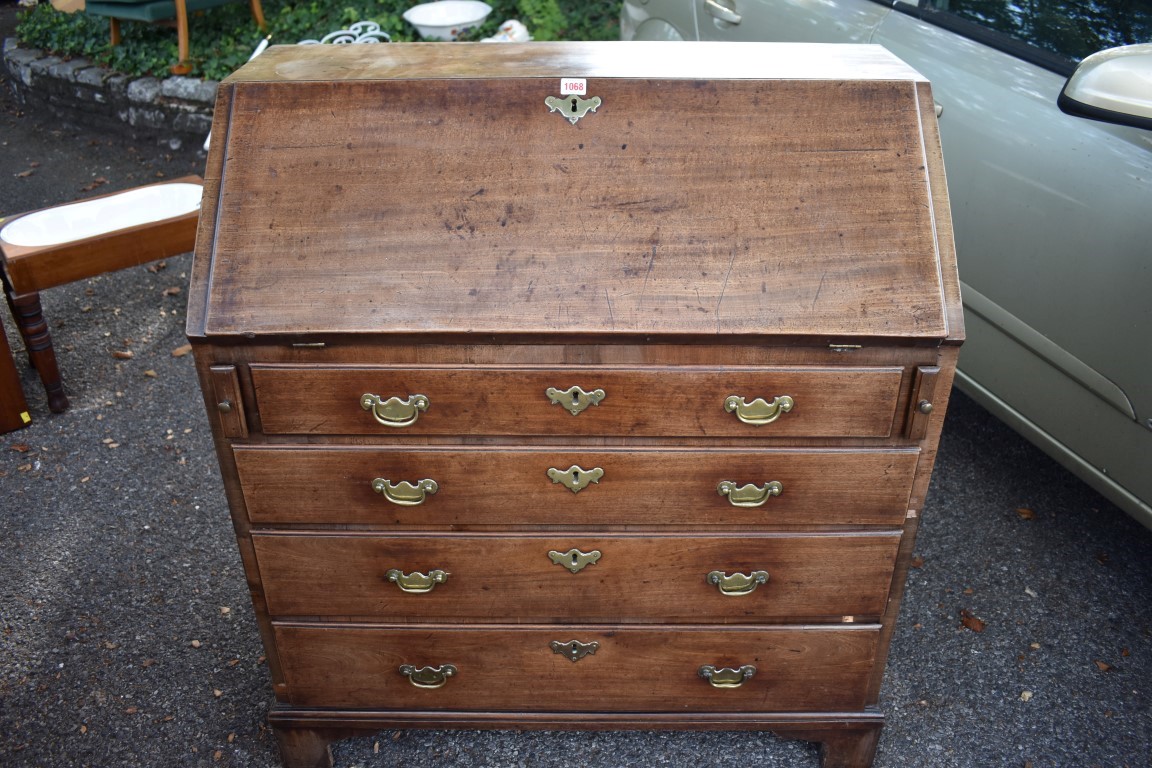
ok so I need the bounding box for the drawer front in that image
[252,532,900,621]
[236,446,918,527]
[273,623,880,712]
[251,365,903,437]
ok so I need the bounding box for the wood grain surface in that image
[187,43,963,767]
[252,531,900,621]
[235,445,918,527]
[250,365,904,437]
[196,52,950,339]
[232,41,926,84]
[272,622,881,711]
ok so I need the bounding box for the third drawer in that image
[251,531,902,622]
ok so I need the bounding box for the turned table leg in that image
[8,291,68,413]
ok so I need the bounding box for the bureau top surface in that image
[188,42,962,341]
[223,41,927,83]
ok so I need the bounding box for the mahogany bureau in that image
[186,42,963,768]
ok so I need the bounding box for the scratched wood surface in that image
[234,445,918,527]
[232,41,927,84]
[249,365,904,437]
[272,622,880,711]
[251,531,900,621]
[188,44,963,767]
[194,45,950,339]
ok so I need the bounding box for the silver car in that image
[621,0,1152,529]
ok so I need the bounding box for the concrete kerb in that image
[2,37,216,149]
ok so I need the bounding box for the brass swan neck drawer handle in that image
[399,664,457,689]
[386,569,448,593]
[546,386,605,415]
[698,664,757,689]
[360,393,430,427]
[548,548,602,573]
[724,395,794,426]
[716,480,783,508]
[547,465,605,493]
[708,570,769,596]
[371,478,439,506]
[550,640,600,663]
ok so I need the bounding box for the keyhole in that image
[571,471,580,484]
[570,98,578,113]
[571,552,580,566]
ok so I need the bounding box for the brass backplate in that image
[723,394,794,426]
[716,480,783,508]
[547,465,604,493]
[707,570,770,596]
[545,94,602,125]
[550,639,600,662]
[548,548,601,573]
[546,386,605,415]
[698,664,757,689]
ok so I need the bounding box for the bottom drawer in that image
[273,623,880,712]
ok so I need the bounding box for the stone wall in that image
[2,37,216,148]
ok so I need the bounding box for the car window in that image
[892,0,1152,72]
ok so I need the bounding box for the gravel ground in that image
[3,6,1151,766]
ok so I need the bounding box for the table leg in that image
[8,291,68,413]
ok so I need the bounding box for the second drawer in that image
[252,532,901,622]
[235,446,919,527]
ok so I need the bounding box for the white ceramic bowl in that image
[403,1,492,41]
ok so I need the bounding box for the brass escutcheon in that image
[707,570,769,596]
[724,395,794,426]
[548,548,601,573]
[547,465,604,493]
[360,393,429,427]
[544,94,602,125]
[546,386,606,415]
[399,664,457,689]
[386,568,448,594]
[698,664,757,689]
[550,640,600,663]
[716,480,783,508]
[371,477,439,506]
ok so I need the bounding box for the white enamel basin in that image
[1,182,203,248]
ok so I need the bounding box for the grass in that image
[16,0,622,81]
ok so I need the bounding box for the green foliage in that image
[517,0,565,41]
[15,0,620,81]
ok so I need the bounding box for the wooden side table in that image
[0,176,202,412]
[0,309,32,434]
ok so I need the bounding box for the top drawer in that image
[250,365,903,438]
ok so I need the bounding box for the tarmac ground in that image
[2,4,1151,766]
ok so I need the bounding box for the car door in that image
[693,0,888,43]
[870,2,1152,526]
